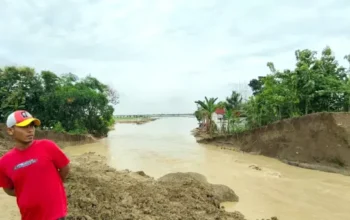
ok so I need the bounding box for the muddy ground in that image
[196,112,350,175]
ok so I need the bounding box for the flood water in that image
[65,117,350,220]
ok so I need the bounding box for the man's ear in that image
[7,127,14,136]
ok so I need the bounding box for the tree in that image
[0,66,119,137]
[243,46,350,129]
[194,97,218,134]
[226,91,242,110]
[248,77,265,95]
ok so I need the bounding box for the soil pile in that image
[197,112,350,174]
[157,172,239,203]
[65,152,246,220]
[0,128,11,157]
[0,140,9,157]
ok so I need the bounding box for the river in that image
[62,117,350,220]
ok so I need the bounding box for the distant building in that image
[211,108,226,131]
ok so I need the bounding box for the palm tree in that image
[226,91,242,110]
[224,91,243,133]
[224,108,233,133]
[194,97,218,134]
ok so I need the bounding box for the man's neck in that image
[15,141,33,150]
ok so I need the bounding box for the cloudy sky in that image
[1,0,350,114]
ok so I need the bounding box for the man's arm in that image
[0,163,15,197]
[58,164,70,182]
[45,140,71,182]
[3,187,15,197]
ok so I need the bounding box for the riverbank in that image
[0,125,277,220]
[115,117,158,125]
[193,112,350,176]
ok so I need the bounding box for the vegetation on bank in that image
[114,115,152,120]
[195,46,350,135]
[114,116,157,124]
[0,66,118,137]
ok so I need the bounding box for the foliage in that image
[226,91,242,110]
[195,46,350,135]
[194,92,243,135]
[194,97,218,134]
[0,66,119,137]
[245,46,350,129]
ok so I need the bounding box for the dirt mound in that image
[158,172,239,203]
[65,153,246,220]
[198,112,350,175]
[0,141,9,157]
[0,129,11,157]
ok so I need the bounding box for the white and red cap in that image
[6,110,41,128]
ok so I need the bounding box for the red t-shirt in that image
[0,139,70,220]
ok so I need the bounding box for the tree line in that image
[195,46,350,134]
[0,66,118,137]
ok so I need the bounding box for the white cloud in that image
[1,0,350,114]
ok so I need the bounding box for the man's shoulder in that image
[0,148,16,158]
[34,139,61,154]
[0,149,17,165]
[35,139,57,146]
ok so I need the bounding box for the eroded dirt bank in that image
[197,112,350,175]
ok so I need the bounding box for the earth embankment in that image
[197,112,350,175]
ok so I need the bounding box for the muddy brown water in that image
[1,117,350,220]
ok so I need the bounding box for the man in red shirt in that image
[0,110,70,220]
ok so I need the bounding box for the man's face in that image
[7,123,36,144]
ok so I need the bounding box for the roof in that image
[215,108,225,115]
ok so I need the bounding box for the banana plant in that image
[194,97,218,134]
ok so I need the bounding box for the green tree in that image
[194,97,218,134]
[0,66,119,137]
[223,91,243,133]
[244,46,349,129]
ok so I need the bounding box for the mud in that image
[197,112,350,175]
[66,153,247,220]
[0,129,11,157]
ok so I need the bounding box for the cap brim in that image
[16,118,41,127]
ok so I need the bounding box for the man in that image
[0,110,70,220]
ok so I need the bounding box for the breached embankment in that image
[0,124,277,220]
[196,112,350,175]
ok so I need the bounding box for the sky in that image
[1,0,350,114]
